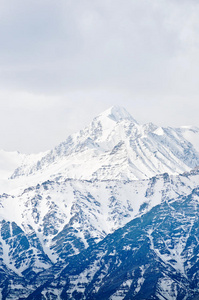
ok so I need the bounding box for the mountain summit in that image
[1,106,199,299]
[95,106,138,123]
[11,106,199,185]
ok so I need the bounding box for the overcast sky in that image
[1,0,199,153]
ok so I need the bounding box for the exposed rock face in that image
[0,107,199,299]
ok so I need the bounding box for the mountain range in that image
[0,106,199,299]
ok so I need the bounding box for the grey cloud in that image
[0,0,199,152]
[0,0,187,91]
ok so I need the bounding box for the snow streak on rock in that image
[0,107,199,299]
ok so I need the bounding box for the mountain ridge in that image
[8,106,199,187]
[0,171,199,299]
[0,106,199,299]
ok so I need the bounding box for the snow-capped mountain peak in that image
[89,106,138,145]
[7,107,199,191]
[95,106,138,124]
[1,107,199,299]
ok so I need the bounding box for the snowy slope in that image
[1,171,199,299]
[1,106,199,299]
[0,149,47,180]
[29,186,199,300]
[0,149,47,194]
[1,170,199,275]
[179,125,199,152]
[10,106,199,187]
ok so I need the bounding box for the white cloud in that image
[0,0,199,152]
